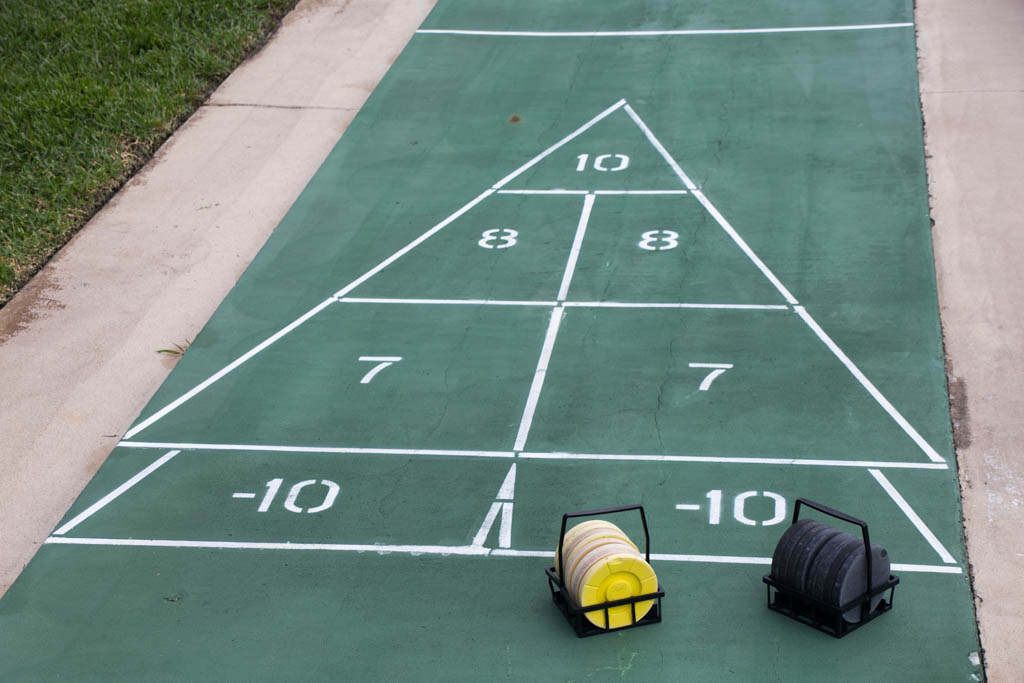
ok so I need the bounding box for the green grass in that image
[0,0,299,306]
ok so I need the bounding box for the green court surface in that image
[0,1,983,679]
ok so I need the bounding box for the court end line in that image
[415,23,915,38]
[339,298,788,310]
[622,103,800,306]
[44,537,491,556]
[117,441,514,458]
[557,193,596,300]
[42,538,961,573]
[869,469,958,564]
[52,450,181,536]
[340,297,558,307]
[794,306,946,463]
[491,99,626,189]
[514,307,564,451]
[519,452,948,469]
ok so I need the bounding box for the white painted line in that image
[358,356,402,362]
[499,502,514,549]
[651,553,772,565]
[232,492,256,499]
[491,99,626,189]
[117,441,514,458]
[471,502,503,547]
[623,103,800,306]
[416,24,914,38]
[339,297,557,307]
[496,463,517,501]
[689,362,734,369]
[341,298,787,310]
[890,563,962,574]
[519,451,949,469]
[869,469,958,564]
[621,103,698,191]
[496,189,688,195]
[592,189,689,195]
[674,504,701,511]
[514,307,565,451]
[557,193,595,301]
[563,301,790,310]
[490,549,549,558]
[795,306,946,463]
[52,450,181,536]
[333,188,495,299]
[44,537,491,556]
[691,190,801,305]
[123,298,336,439]
[43,536,964,573]
[496,189,589,195]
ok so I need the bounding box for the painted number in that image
[359,356,402,384]
[638,229,679,251]
[575,153,630,172]
[233,478,341,513]
[478,228,518,249]
[688,362,733,391]
[676,490,787,526]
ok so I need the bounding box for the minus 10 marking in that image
[232,478,340,514]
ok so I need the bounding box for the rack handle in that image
[792,498,874,611]
[557,504,651,584]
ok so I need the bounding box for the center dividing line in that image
[514,307,564,452]
[515,193,596,451]
[557,193,596,301]
[52,450,181,536]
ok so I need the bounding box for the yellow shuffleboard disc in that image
[561,529,639,584]
[554,520,629,574]
[568,542,640,607]
[578,551,658,630]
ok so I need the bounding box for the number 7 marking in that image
[689,362,733,391]
[359,356,402,384]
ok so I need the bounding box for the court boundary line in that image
[338,297,790,311]
[41,537,960,574]
[415,23,914,38]
[869,468,957,563]
[114,441,947,470]
[796,306,946,463]
[52,450,181,536]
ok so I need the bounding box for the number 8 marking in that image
[479,228,518,249]
[638,229,679,251]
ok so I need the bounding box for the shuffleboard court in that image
[0,0,982,679]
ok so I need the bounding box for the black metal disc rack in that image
[763,498,899,638]
[545,504,665,638]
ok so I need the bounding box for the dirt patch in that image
[0,268,64,346]
[945,358,973,451]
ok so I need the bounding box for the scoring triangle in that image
[499,107,688,193]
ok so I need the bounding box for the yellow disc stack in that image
[554,520,658,629]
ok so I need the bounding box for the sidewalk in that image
[918,0,1024,679]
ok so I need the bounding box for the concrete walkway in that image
[918,0,1024,679]
[0,0,1019,678]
